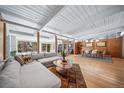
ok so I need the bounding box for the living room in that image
[0,5,124,89]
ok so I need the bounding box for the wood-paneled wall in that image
[107,37,122,58]
[74,42,82,54]
[75,37,122,58]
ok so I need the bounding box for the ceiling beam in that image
[10,30,50,39]
[1,19,40,31]
[39,5,65,31]
[42,30,75,40]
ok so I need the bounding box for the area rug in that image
[48,64,87,88]
[77,55,112,63]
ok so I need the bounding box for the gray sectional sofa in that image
[0,60,61,88]
[31,52,62,67]
[0,52,62,88]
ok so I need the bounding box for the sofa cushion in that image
[32,53,45,60]
[44,52,57,58]
[38,56,62,63]
[15,55,25,65]
[15,55,33,65]
[0,60,21,88]
[22,55,33,64]
[20,61,61,88]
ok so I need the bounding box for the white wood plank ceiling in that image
[0,5,124,40]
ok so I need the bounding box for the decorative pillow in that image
[15,55,33,65]
[0,60,21,88]
[15,55,25,65]
[21,55,33,64]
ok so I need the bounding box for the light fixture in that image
[85,40,88,42]
[99,38,104,40]
[69,44,71,47]
[90,40,93,42]
[95,39,99,42]
[75,40,79,42]
[121,31,124,36]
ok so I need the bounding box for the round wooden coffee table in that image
[53,60,72,76]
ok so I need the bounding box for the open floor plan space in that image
[0,5,124,88]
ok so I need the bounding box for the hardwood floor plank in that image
[67,55,124,88]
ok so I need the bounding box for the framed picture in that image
[96,41,106,47]
[86,43,92,47]
[18,41,37,52]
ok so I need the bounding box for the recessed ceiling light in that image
[90,40,93,42]
[85,40,88,42]
[95,39,99,42]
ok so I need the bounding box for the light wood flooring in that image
[67,55,124,88]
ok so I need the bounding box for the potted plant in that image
[10,50,16,59]
[61,50,67,63]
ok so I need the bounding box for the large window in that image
[47,44,51,52]
[41,43,51,52]
[57,39,74,54]
[57,39,63,53]
[58,44,62,53]
[42,43,47,52]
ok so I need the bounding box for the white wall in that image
[5,23,37,57]
[122,35,124,58]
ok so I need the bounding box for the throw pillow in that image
[22,55,33,64]
[15,55,33,65]
[15,55,25,65]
